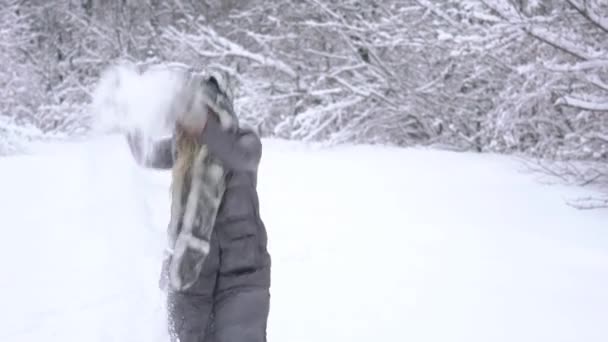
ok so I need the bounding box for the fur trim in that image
[182,146,209,234]
[167,147,226,291]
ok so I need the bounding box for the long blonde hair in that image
[169,73,209,213]
[167,123,202,245]
[172,125,200,187]
[165,68,235,248]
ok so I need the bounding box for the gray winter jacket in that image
[128,114,271,342]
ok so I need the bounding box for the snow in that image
[90,61,193,139]
[1,136,608,342]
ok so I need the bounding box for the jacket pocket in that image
[218,187,255,219]
[219,218,257,240]
[220,234,260,276]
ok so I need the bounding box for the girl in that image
[126,73,271,342]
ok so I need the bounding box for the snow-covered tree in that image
[1,0,607,205]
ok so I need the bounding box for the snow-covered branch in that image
[556,96,608,112]
[163,26,297,79]
[566,0,608,35]
[527,27,599,61]
[544,60,608,72]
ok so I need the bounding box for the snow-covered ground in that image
[1,135,607,342]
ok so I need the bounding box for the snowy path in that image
[0,136,607,342]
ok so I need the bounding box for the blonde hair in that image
[165,68,236,250]
[169,74,209,218]
[167,123,202,245]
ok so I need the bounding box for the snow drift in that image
[1,135,607,342]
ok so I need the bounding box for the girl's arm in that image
[126,131,174,170]
[198,114,262,172]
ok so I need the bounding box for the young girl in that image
[126,73,271,342]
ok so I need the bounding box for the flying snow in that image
[90,61,195,139]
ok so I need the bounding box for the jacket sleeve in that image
[198,115,262,172]
[126,131,174,170]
